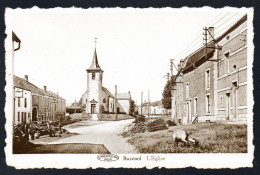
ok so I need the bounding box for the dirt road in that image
[49,119,137,154]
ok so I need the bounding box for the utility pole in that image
[170,59,174,77]
[164,73,170,82]
[203,27,208,60]
[74,97,77,114]
[115,85,118,120]
[141,92,143,116]
[148,89,150,119]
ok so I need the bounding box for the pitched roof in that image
[13,75,65,100]
[87,48,103,71]
[102,87,114,98]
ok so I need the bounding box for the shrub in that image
[166,120,176,126]
[147,118,168,132]
[130,122,146,133]
[133,115,146,123]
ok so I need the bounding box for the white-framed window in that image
[205,68,210,90]
[224,50,230,74]
[194,97,198,115]
[18,98,20,107]
[92,72,95,80]
[206,93,210,114]
[186,82,189,98]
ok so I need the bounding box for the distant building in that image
[66,100,82,114]
[13,75,66,125]
[171,15,248,124]
[137,101,170,116]
[81,47,131,115]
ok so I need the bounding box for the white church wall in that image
[87,72,102,113]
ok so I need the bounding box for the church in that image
[81,46,132,115]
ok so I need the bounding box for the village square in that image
[8,9,250,154]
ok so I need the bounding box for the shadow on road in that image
[14,142,110,154]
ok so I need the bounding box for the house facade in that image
[171,15,248,124]
[14,75,66,125]
[216,15,247,121]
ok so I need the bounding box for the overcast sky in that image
[5,7,249,105]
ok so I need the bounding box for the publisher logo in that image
[97,154,119,162]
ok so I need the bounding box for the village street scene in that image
[8,8,250,154]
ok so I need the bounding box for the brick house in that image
[216,15,247,121]
[171,15,248,124]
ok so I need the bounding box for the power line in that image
[174,13,243,62]
[173,12,232,59]
[215,13,246,36]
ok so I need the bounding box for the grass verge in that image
[123,123,247,153]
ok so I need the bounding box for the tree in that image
[129,100,136,115]
[162,76,175,109]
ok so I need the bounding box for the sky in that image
[5,7,249,105]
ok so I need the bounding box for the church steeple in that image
[87,38,103,72]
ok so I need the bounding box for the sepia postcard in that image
[4,7,254,169]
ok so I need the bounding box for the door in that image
[91,104,96,114]
[186,101,191,123]
[226,93,230,120]
[232,82,238,118]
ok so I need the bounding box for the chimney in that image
[208,27,215,42]
[24,75,28,81]
[180,59,184,69]
[44,86,47,92]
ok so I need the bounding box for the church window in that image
[92,72,95,80]
[103,98,106,103]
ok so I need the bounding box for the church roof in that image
[102,87,114,98]
[87,48,103,71]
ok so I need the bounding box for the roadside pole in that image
[148,89,150,119]
[141,92,143,116]
[115,85,118,120]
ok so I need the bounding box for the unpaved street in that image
[49,119,137,153]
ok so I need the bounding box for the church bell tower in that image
[86,45,103,114]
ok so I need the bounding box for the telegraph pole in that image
[170,59,174,77]
[115,85,118,120]
[164,73,170,82]
[148,89,150,119]
[141,92,143,115]
[203,27,208,60]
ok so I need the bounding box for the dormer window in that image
[92,72,95,80]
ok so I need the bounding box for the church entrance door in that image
[91,104,96,114]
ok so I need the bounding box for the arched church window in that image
[92,72,95,80]
[103,98,106,103]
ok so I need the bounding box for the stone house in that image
[14,75,66,125]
